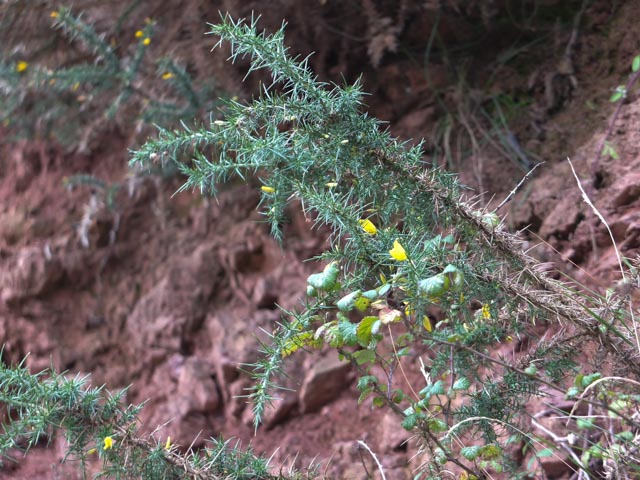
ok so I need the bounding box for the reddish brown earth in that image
[1,1,640,479]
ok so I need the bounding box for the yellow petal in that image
[87,448,97,455]
[389,239,407,261]
[50,11,59,18]
[135,30,144,38]
[165,436,171,450]
[143,37,151,46]
[16,61,28,73]
[260,185,275,193]
[325,182,338,188]
[162,72,174,80]
[481,304,491,320]
[358,219,377,235]
[103,436,113,450]
[422,315,433,332]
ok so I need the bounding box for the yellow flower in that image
[143,37,151,46]
[389,239,407,261]
[103,436,113,450]
[161,72,174,80]
[261,185,275,194]
[358,219,377,235]
[422,315,433,332]
[135,30,144,38]
[50,11,59,18]
[481,303,491,320]
[16,61,28,73]
[165,436,171,450]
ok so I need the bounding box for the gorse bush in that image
[133,15,640,479]
[1,9,640,480]
[0,4,214,149]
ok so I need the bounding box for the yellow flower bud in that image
[103,436,113,450]
[358,219,377,235]
[261,186,275,194]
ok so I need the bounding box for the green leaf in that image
[581,372,601,388]
[576,418,595,430]
[461,445,482,461]
[419,380,445,402]
[565,386,580,399]
[337,319,358,346]
[402,413,418,431]
[307,261,340,289]
[536,448,555,458]
[452,377,471,391]
[356,316,380,346]
[615,430,634,442]
[417,273,450,297]
[352,348,376,366]
[336,290,362,312]
[427,418,448,433]
[632,55,640,72]
[610,87,625,103]
[356,375,378,392]
[372,396,385,408]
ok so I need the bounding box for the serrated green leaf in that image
[337,319,358,346]
[357,375,378,392]
[361,289,379,300]
[402,413,418,431]
[307,261,340,289]
[427,418,448,433]
[418,379,445,399]
[460,445,482,461]
[352,348,376,365]
[356,316,379,346]
[452,377,471,391]
[336,290,362,312]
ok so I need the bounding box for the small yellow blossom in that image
[143,37,151,46]
[325,182,338,188]
[389,239,407,261]
[16,61,28,73]
[103,436,113,451]
[358,219,377,235]
[161,72,174,80]
[481,303,491,320]
[165,436,171,450]
[505,335,513,342]
[135,30,144,38]
[261,185,275,194]
[87,448,97,455]
[50,11,59,18]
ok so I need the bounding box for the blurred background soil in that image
[2,1,640,478]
